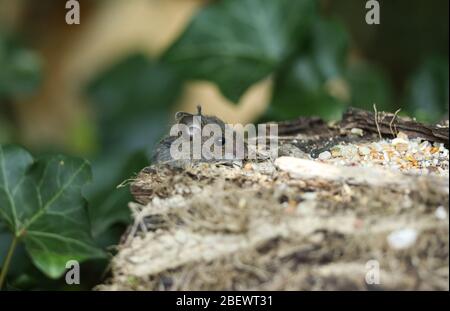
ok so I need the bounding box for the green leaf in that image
[0,115,14,144]
[266,18,350,121]
[86,54,182,237]
[311,18,349,80]
[87,150,148,239]
[0,145,105,279]
[345,61,393,111]
[268,56,346,121]
[0,36,42,100]
[86,55,181,247]
[162,0,316,102]
[0,223,32,278]
[87,54,181,156]
[404,56,449,123]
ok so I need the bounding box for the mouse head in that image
[164,105,248,162]
[174,105,228,146]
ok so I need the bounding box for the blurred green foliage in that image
[85,54,182,244]
[267,17,349,121]
[0,35,41,100]
[163,0,316,102]
[0,35,42,144]
[0,0,448,290]
[404,56,449,123]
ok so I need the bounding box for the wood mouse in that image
[151,106,237,168]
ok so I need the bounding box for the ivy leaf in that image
[267,18,349,121]
[404,56,449,123]
[0,145,105,279]
[162,0,316,102]
[268,55,346,121]
[86,55,181,242]
[87,54,181,156]
[311,18,349,80]
[87,150,148,239]
[345,61,393,111]
[0,36,42,100]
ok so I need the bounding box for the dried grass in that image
[99,157,449,290]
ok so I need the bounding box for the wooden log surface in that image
[99,108,449,291]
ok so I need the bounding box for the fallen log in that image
[99,108,449,291]
[340,107,449,145]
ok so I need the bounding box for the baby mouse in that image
[151,106,238,168]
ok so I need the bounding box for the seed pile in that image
[317,131,449,176]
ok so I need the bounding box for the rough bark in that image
[99,108,449,291]
[340,107,449,145]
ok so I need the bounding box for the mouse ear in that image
[196,105,202,116]
[175,111,193,122]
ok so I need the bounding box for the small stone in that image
[174,231,188,243]
[302,192,318,200]
[420,141,431,150]
[350,128,364,136]
[430,146,439,154]
[341,145,358,158]
[414,154,424,161]
[387,228,418,250]
[397,132,409,140]
[243,163,253,171]
[318,151,332,160]
[392,138,409,152]
[331,146,342,157]
[371,142,383,152]
[435,206,447,220]
[358,146,371,156]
